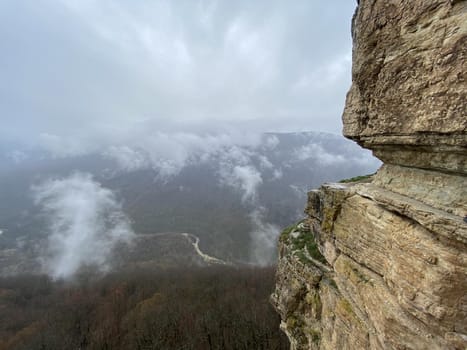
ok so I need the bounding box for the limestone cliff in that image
[272,1,467,349]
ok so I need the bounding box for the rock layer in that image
[272,1,467,349]
[344,0,467,174]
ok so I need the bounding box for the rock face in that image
[344,0,467,174]
[272,1,467,349]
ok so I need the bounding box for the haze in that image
[0,1,380,278]
[1,0,356,154]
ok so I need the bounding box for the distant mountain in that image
[0,131,380,273]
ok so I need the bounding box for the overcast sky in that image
[0,0,357,153]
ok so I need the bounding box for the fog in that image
[104,131,264,179]
[0,1,373,271]
[0,0,356,150]
[249,208,280,265]
[33,173,134,279]
[292,141,374,166]
[218,152,280,264]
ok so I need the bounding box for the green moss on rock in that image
[339,173,374,183]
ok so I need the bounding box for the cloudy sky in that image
[1,0,356,153]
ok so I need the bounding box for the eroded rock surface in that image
[272,1,467,349]
[343,0,467,175]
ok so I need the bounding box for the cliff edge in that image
[272,1,467,349]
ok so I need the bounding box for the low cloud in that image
[294,143,345,165]
[220,165,263,203]
[33,173,135,279]
[29,132,379,269]
[103,131,265,179]
[104,145,149,172]
[272,168,283,180]
[0,1,357,148]
[216,146,279,265]
[249,207,280,265]
[35,132,286,268]
[6,150,28,164]
[39,133,98,158]
[293,141,379,167]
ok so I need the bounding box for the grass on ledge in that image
[339,173,375,183]
[280,222,326,264]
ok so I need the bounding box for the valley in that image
[0,131,379,275]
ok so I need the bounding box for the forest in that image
[0,266,288,350]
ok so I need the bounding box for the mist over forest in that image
[0,131,379,278]
[0,1,371,348]
[0,130,380,349]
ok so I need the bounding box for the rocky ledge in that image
[272,1,466,349]
[272,173,466,349]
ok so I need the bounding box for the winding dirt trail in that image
[181,233,228,265]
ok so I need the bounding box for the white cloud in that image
[293,141,377,167]
[0,1,357,148]
[233,165,263,203]
[249,207,280,266]
[102,131,265,179]
[272,168,283,180]
[39,133,98,158]
[104,146,149,171]
[32,173,135,279]
[263,135,280,150]
[293,52,352,92]
[294,143,345,165]
[219,162,262,204]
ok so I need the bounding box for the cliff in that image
[272,1,467,349]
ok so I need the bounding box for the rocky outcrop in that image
[272,1,466,349]
[343,0,467,174]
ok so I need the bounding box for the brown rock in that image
[273,1,467,349]
[343,0,467,174]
